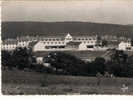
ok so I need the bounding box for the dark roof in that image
[19,33,97,39]
[2,39,17,45]
[66,41,81,45]
[108,41,120,46]
[17,36,31,41]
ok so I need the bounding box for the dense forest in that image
[2,22,133,39]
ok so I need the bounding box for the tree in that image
[44,52,87,75]
[94,57,106,74]
[131,39,133,46]
[1,50,13,70]
[107,50,130,77]
[87,57,106,75]
[106,61,122,76]
[101,40,108,47]
[12,47,34,70]
[126,55,133,77]
[110,50,128,64]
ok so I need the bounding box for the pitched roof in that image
[28,41,38,47]
[108,41,120,46]
[2,39,17,45]
[18,33,97,40]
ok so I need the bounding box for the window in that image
[62,39,64,41]
[87,45,94,48]
[73,38,76,40]
[56,38,59,41]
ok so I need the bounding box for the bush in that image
[44,52,87,75]
[40,74,49,87]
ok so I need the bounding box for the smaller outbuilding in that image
[118,41,132,51]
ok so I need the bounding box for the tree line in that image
[2,47,133,77]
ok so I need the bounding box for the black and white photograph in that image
[1,0,133,95]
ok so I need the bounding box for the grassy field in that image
[34,50,133,62]
[34,50,106,60]
[2,69,133,95]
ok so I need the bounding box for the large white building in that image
[2,33,132,52]
[33,33,98,51]
[1,33,98,51]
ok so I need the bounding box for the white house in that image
[118,41,132,50]
[1,39,17,51]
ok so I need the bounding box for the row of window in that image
[2,46,16,49]
[45,46,65,49]
[3,43,28,45]
[82,41,96,44]
[2,44,28,49]
[43,41,96,44]
[44,41,65,44]
[74,37,96,41]
[2,45,16,48]
[18,44,27,46]
[43,38,64,41]
[39,37,96,41]
[66,38,72,40]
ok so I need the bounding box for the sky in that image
[2,0,133,25]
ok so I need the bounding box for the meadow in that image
[2,69,133,95]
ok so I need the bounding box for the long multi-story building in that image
[1,33,99,51]
[32,33,98,51]
[2,33,133,51]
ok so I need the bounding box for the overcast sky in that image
[2,0,133,25]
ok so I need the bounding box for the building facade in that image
[2,33,132,52]
[1,39,18,51]
[33,33,98,52]
[118,41,132,50]
[2,38,30,51]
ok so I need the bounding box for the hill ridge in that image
[2,21,133,39]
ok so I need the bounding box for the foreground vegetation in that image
[2,69,133,95]
[2,47,133,77]
[2,47,133,94]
